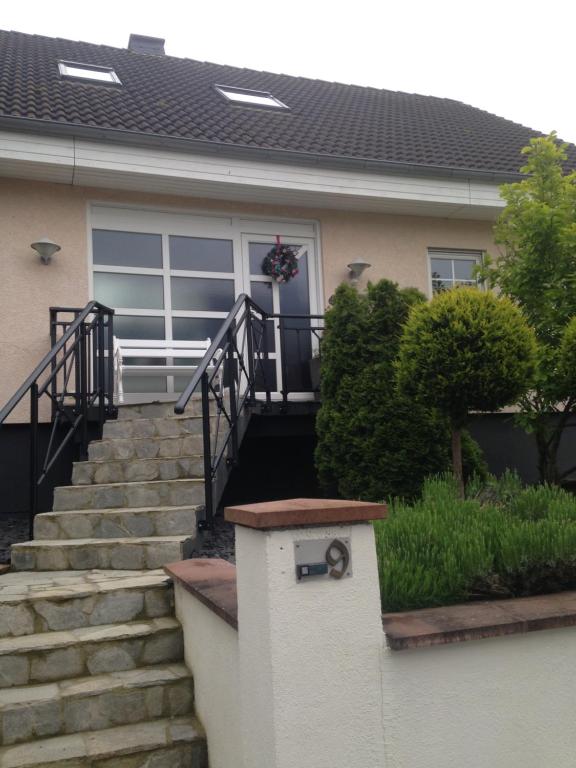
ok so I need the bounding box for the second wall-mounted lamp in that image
[31,237,61,265]
[347,260,371,285]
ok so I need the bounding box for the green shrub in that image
[375,475,576,612]
[396,288,536,495]
[315,280,486,501]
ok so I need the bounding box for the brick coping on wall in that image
[166,559,576,651]
[224,497,387,529]
[165,559,238,630]
[383,590,576,650]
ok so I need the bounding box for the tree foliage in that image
[315,280,486,501]
[396,288,536,495]
[479,134,576,482]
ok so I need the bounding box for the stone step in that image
[72,456,204,486]
[53,478,204,511]
[11,536,195,572]
[0,617,183,688]
[89,433,205,461]
[103,415,208,440]
[0,664,194,746]
[0,716,207,768]
[34,506,200,540]
[116,397,214,421]
[0,570,174,638]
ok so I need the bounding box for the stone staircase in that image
[0,400,209,767]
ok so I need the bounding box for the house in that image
[3,29,576,400]
[3,28,576,766]
[0,28,574,490]
[1,28,576,502]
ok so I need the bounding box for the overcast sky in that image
[3,0,575,145]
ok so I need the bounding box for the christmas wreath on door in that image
[261,236,299,284]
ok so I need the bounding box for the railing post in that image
[29,383,39,540]
[261,312,272,409]
[78,321,89,460]
[279,316,289,408]
[245,301,256,404]
[49,308,58,420]
[106,310,115,414]
[97,310,106,431]
[200,372,213,530]
[227,323,239,466]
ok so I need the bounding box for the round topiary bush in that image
[397,287,537,495]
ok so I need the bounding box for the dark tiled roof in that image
[1,29,575,178]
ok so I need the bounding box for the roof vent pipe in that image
[128,34,165,56]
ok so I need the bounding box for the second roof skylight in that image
[58,61,121,85]
[215,85,288,109]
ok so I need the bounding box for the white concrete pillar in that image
[226,498,388,768]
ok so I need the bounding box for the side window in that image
[429,250,482,295]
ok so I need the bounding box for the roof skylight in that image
[215,85,288,110]
[58,61,121,85]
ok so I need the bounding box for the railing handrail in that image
[0,300,113,424]
[269,313,325,319]
[173,292,325,528]
[174,293,269,415]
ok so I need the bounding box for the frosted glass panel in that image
[123,376,167,393]
[94,273,164,309]
[113,316,165,340]
[169,236,234,272]
[250,281,273,313]
[122,355,167,393]
[92,230,162,268]
[171,277,235,312]
[172,317,224,342]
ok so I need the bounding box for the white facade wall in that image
[173,583,241,768]
[174,512,576,768]
[235,522,386,768]
[381,626,576,768]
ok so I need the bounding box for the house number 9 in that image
[325,539,350,579]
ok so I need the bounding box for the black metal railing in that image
[277,314,324,405]
[0,301,115,536]
[175,294,324,529]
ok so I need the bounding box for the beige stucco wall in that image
[0,177,497,419]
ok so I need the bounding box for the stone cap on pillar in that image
[224,497,387,529]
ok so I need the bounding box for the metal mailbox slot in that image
[294,538,352,582]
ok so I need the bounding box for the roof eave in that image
[0,114,525,184]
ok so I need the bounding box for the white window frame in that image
[58,60,121,85]
[428,248,483,296]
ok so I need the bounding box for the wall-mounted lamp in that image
[31,237,61,265]
[347,260,371,285]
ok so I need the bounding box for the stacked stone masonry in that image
[0,401,209,767]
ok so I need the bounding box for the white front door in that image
[89,206,322,400]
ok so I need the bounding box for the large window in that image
[429,249,482,295]
[90,209,320,399]
[92,228,236,394]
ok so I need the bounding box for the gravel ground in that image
[0,515,29,564]
[0,512,235,565]
[192,515,236,563]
